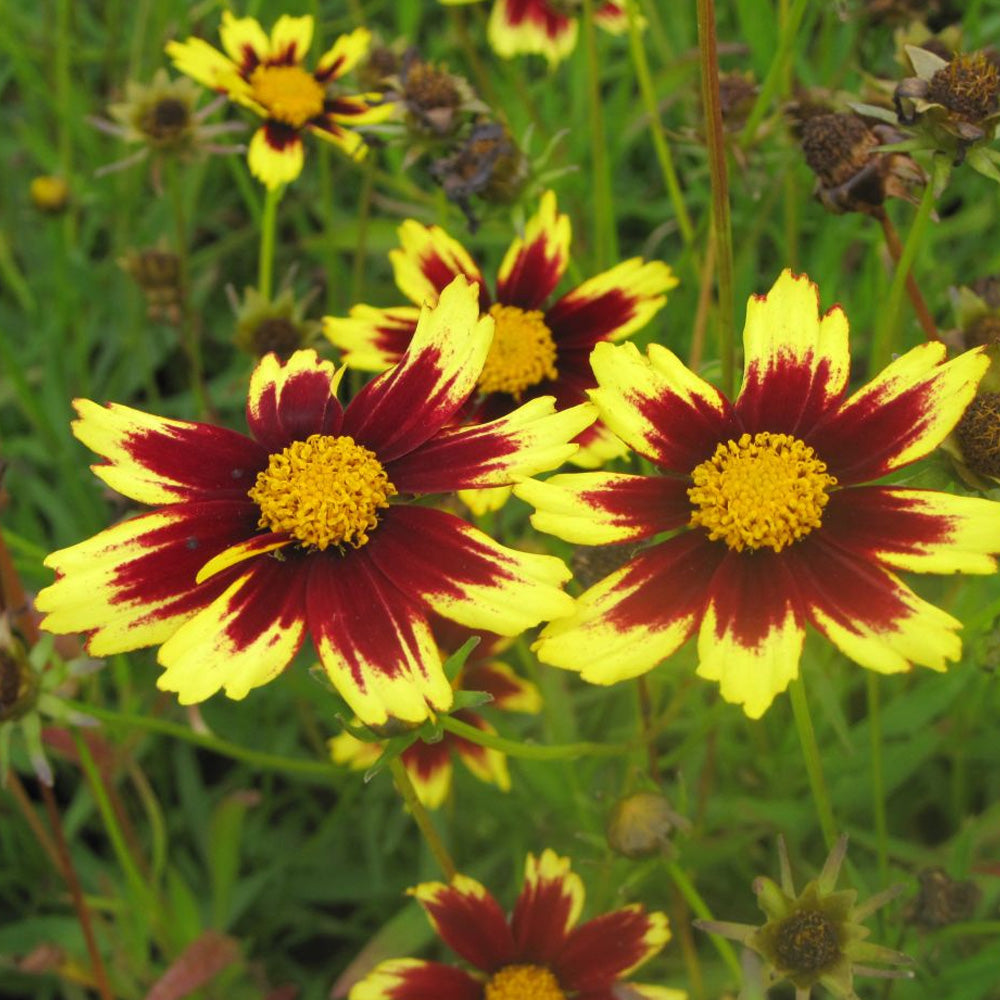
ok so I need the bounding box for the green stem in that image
[695,0,735,397]
[739,0,809,150]
[165,159,209,417]
[871,157,941,370]
[866,672,889,892]
[64,700,342,783]
[666,860,743,981]
[788,676,838,850]
[258,184,284,301]
[438,714,626,761]
[624,0,694,247]
[389,757,457,880]
[581,0,617,267]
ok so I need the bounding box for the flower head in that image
[517,269,1000,717]
[230,282,319,361]
[35,278,593,727]
[325,190,676,509]
[442,0,629,67]
[29,175,70,215]
[118,246,183,325]
[696,837,913,999]
[349,849,681,1000]
[330,617,541,807]
[166,13,393,188]
[91,69,244,186]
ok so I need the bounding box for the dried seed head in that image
[606,791,690,859]
[906,867,981,928]
[119,248,183,324]
[965,313,1000,347]
[955,392,1000,479]
[801,114,878,189]
[926,52,1000,122]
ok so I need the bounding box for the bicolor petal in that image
[557,907,670,988]
[387,399,596,493]
[495,190,570,309]
[410,875,516,971]
[248,124,305,188]
[218,11,270,72]
[349,959,482,1000]
[343,277,493,461]
[369,506,574,637]
[37,502,256,656]
[323,305,420,371]
[589,341,737,473]
[516,471,690,545]
[268,14,313,65]
[402,740,454,809]
[808,342,989,484]
[511,850,584,961]
[390,221,485,308]
[246,349,343,452]
[791,535,963,675]
[546,258,677,349]
[594,1,629,33]
[488,0,579,65]
[315,26,372,82]
[822,487,1000,575]
[462,661,542,713]
[328,731,381,771]
[695,550,807,719]
[72,400,265,505]
[165,37,244,94]
[735,269,850,435]
[307,552,451,727]
[157,558,309,703]
[536,533,725,684]
[450,714,511,792]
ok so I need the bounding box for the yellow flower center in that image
[484,965,567,1000]
[477,303,558,399]
[248,434,396,551]
[249,64,325,128]
[687,432,836,553]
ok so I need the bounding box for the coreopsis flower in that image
[695,837,913,999]
[325,190,677,508]
[330,617,541,808]
[230,282,319,361]
[29,175,70,214]
[166,13,393,188]
[35,278,592,727]
[91,69,244,186]
[893,45,1000,178]
[350,849,682,1000]
[440,0,628,67]
[516,269,1000,718]
[798,112,924,215]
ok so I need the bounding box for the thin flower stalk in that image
[389,756,457,880]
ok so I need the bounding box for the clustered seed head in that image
[801,113,878,188]
[926,52,1000,122]
[965,313,1000,347]
[141,96,192,145]
[906,867,982,929]
[772,909,841,974]
[955,392,1000,479]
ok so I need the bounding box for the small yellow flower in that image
[29,176,70,214]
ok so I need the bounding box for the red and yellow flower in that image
[324,190,676,497]
[440,0,628,66]
[516,270,1000,718]
[350,849,682,1000]
[36,278,593,727]
[330,617,541,808]
[166,12,393,188]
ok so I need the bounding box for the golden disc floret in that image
[688,431,836,553]
[484,964,566,1000]
[477,303,558,398]
[248,433,396,550]
[250,64,325,127]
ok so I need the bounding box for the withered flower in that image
[696,836,913,1000]
[799,111,925,214]
[396,55,482,138]
[118,246,183,325]
[430,119,528,231]
[906,867,981,929]
[606,789,690,859]
[230,283,320,361]
[718,70,759,132]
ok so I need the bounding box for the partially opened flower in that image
[517,269,1000,718]
[166,13,393,187]
[325,190,676,506]
[36,278,592,727]
[440,0,628,67]
[330,617,541,808]
[350,849,682,1000]
[696,836,913,999]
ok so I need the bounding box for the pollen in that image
[773,909,841,975]
[249,64,325,128]
[484,964,567,1000]
[477,304,558,399]
[248,434,396,551]
[688,432,836,553]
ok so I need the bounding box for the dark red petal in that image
[556,908,664,989]
[402,739,454,783]
[546,290,643,350]
[246,353,343,452]
[502,0,571,36]
[361,960,483,1000]
[416,882,517,972]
